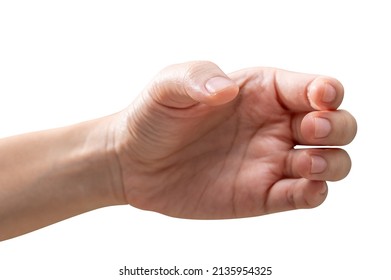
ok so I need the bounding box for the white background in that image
[0,0,389,279]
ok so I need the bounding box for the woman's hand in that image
[114,61,357,219]
[0,61,357,241]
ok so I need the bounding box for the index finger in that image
[231,68,344,112]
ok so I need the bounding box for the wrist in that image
[67,114,127,208]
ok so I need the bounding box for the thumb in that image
[145,61,239,108]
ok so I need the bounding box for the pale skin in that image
[0,61,357,241]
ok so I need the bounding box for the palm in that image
[161,90,292,219]
[118,65,354,219]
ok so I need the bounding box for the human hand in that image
[112,61,357,219]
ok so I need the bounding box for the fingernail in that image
[322,83,337,103]
[205,77,235,95]
[311,155,327,174]
[314,117,332,138]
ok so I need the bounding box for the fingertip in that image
[304,181,328,208]
[307,78,344,110]
[291,179,328,210]
[204,76,239,106]
[266,179,328,214]
[148,61,240,108]
[205,76,236,94]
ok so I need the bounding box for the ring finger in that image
[291,109,357,146]
[284,148,352,181]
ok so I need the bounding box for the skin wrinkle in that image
[153,98,231,152]
[150,73,197,110]
[302,186,314,208]
[105,118,127,205]
[290,113,302,146]
[263,180,275,214]
[127,91,240,213]
[231,82,264,216]
[190,174,209,217]
[158,120,225,169]
[136,96,240,176]
[137,110,236,216]
[125,103,182,166]
[272,69,290,112]
[305,78,319,110]
[233,76,286,216]
[192,114,240,218]
[287,182,299,210]
[165,147,218,217]
[284,150,295,179]
[227,117,242,218]
[192,174,214,218]
[232,122,263,218]
[274,69,316,113]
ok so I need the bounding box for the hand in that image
[113,61,357,219]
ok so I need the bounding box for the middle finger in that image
[291,110,357,146]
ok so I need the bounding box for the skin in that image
[0,61,357,241]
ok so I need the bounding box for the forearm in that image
[0,115,125,241]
